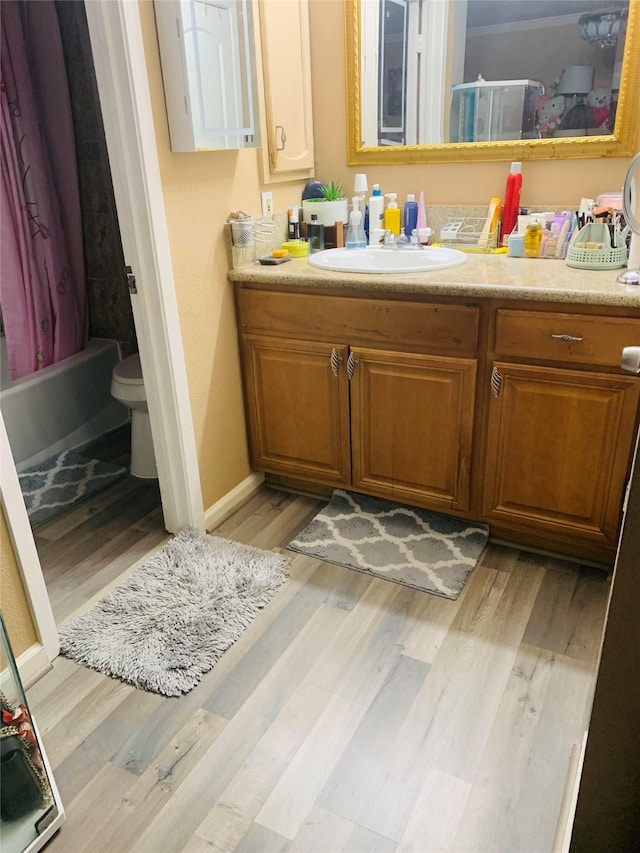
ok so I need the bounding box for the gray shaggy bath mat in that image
[59,528,289,696]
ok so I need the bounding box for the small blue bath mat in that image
[19,449,128,528]
[288,489,489,600]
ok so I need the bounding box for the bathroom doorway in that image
[1,0,204,650]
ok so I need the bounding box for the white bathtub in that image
[0,337,129,472]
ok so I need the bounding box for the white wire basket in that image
[254,216,276,244]
[228,217,254,247]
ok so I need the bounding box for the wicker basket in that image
[565,222,627,270]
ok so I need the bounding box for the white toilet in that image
[110,354,157,479]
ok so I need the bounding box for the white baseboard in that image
[204,472,265,532]
[1,643,52,692]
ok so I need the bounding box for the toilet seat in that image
[112,354,144,385]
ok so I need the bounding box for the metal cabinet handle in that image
[551,333,583,342]
[347,351,359,380]
[330,348,343,376]
[275,125,287,151]
[491,365,502,398]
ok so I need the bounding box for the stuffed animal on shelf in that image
[587,88,611,128]
[535,94,566,136]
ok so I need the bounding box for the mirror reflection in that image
[362,0,629,147]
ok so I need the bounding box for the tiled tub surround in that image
[230,247,640,565]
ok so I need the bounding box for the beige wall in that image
[0,508,38,657]
[309,0,640,207]
[139,1,308,509]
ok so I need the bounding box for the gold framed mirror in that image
[346,0,640,164]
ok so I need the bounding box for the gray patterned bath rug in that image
[288,489,489,599]
[18,449,128,528]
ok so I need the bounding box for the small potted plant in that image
[302,181,349,227]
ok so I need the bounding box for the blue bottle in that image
[403,194,418,238]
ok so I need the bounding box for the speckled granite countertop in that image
[229,253,640,309]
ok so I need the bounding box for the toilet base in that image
[130,410,157,479]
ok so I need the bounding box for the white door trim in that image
[84,0,204,533]
[0,417,59,663]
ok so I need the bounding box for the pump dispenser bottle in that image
[384,193,401,235]
[368,184,384,239]
[345,196,367,248]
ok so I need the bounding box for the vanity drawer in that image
[494,309,640,368]
[237,288,480,353]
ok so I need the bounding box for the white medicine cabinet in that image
[154,0,261,151]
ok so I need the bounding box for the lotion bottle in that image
[368,184,384,241]
[345,196,367,248]
[384,193,401,235]
[403,193,418,237]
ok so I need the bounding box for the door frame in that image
[84,0,204,535]
[1,0,204,668]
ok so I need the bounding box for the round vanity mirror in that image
[618,153,640,285]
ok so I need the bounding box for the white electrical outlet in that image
[261,191,273,216]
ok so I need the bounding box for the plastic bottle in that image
[500,162,523,246]
[307,213,325,253]
[524,221,542,257]
[368,184,384,240]
[345,196,367,248]
[384,193,401,235]
[403,194,418,238]
[416,191,429,243]
[288,206,301,241]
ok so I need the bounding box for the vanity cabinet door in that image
[240,335,351,485]
[483,362,640,551]
[350,348,478,512]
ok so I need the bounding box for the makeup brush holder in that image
[565,222,627,270]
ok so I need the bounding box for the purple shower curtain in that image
[1,0,88,381]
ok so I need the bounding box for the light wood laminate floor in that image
[29,487,609,853]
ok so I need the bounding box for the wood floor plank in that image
[41,676,135,769]
[234,822,291,853]
[346,824,399,853]
[503,653,595,853]
[255,692,370,841]
[410,560,546,784]
[397,767,472,853]
[203,562,350,719]
[450,642,557,852]
[193,683,339,853]
[288,807,356,852]
[522,560,609,663]
[43,761,138,853]
[84,708,228,853]
[52,686,164,802]
[316,655,430,842]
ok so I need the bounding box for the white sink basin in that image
[307,246,467,274]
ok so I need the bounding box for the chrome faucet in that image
[380,229,421,249]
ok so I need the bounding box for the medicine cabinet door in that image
[154,0,261,152]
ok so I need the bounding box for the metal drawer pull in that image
[330,348,343,376]
[490,365,502,398]
[347,351,359,380]
[551,333,583,342]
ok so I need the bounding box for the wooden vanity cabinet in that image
[236,287,481,513]
[235,285,640,564]
[482,307,640,562]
